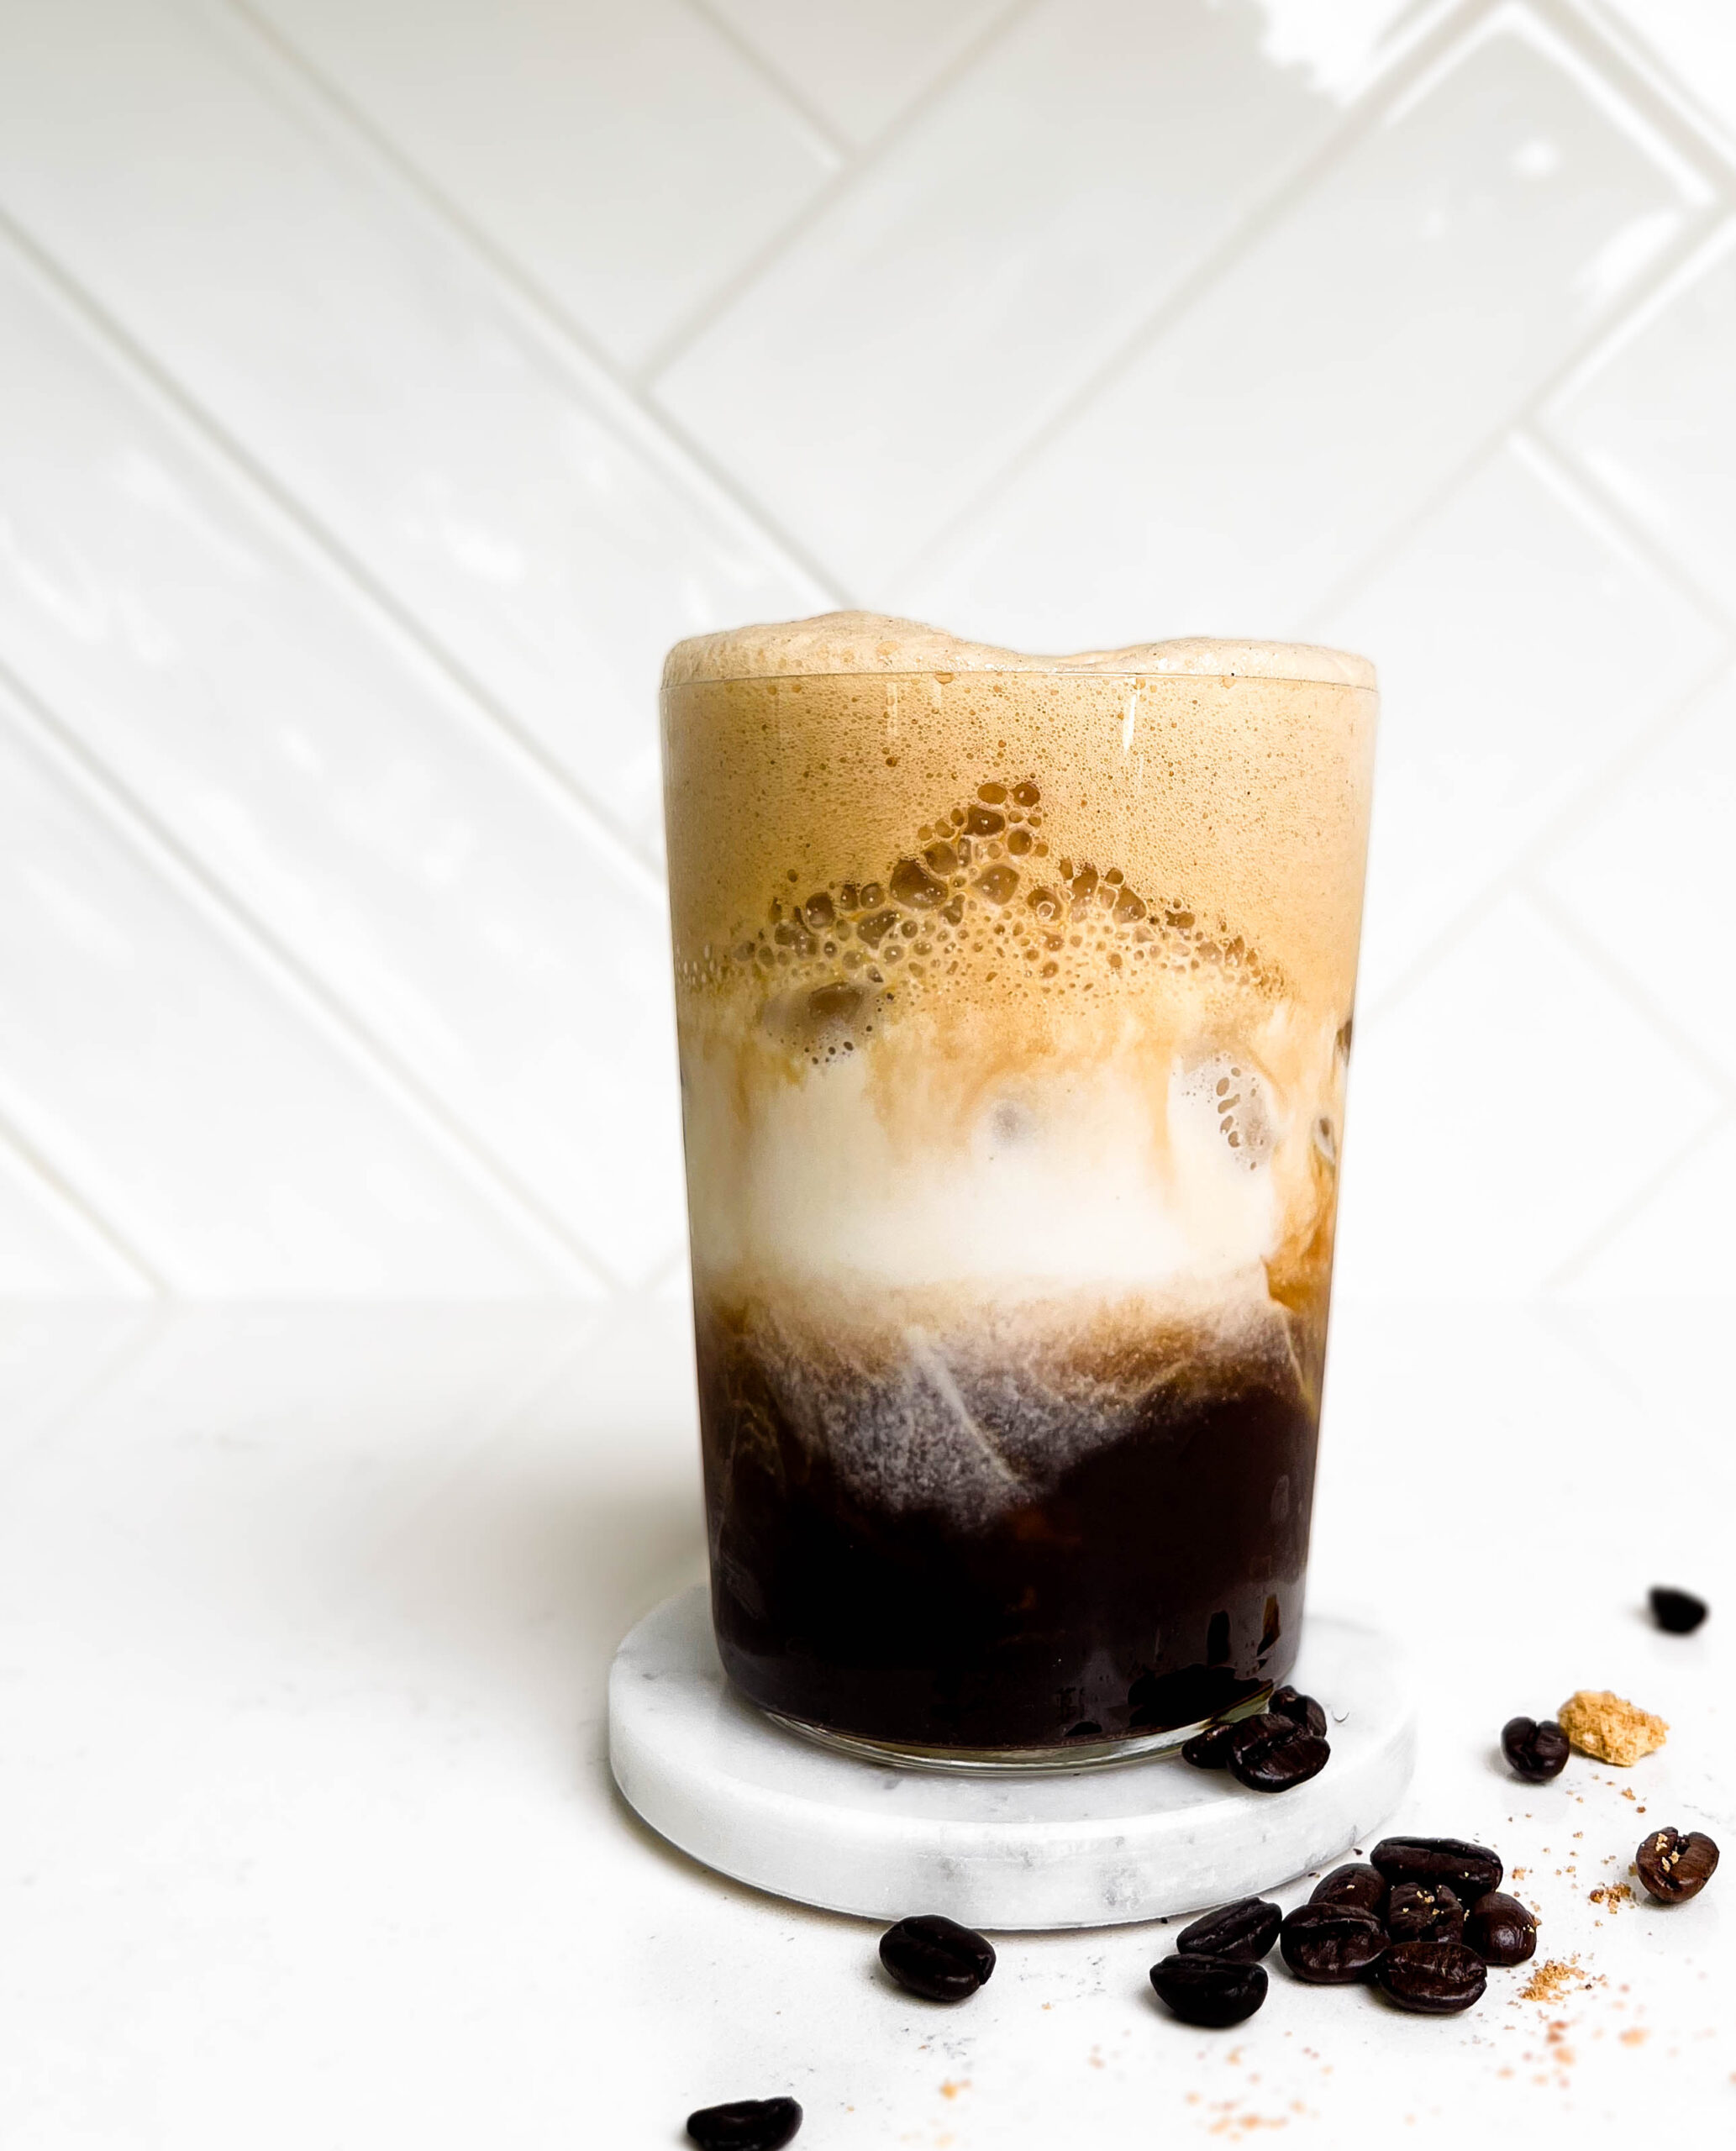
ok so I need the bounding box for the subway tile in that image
[1318,440,1723,1003]
[0,711,569,1296]
[0,0,826,855]
[1595,0,1736,146]
[655,0,1405,592]
[0,1145,151,1297]
[907,9,1712,652]
[1536,670,1736,1077]
[244,0,837,368]
[1553,1113,1736,1296]
[1331,893,1719,1297]
[0,243,687,1283]
[1544,221,1736,610]
[703,0,1013,144]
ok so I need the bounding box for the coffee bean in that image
[1634,1828,1719,1905]
[1149,1954,1268,2027]
[1465,1891,1537,1966]
[1649,1586,1707,1635]
[878,1914,996,2001]
[1176,1897,1282,1963]
[1228,1712,1330,1792]
[1310,1863,1387,1918]
[1278,1902,1387,1984]
[1502,1716,1570,1782]
[1370,1837,1502,1897]
[1375,1941,1486,2015]
[1386,1881,1465,1945]
[1181,1721,1238,1769]
[687,2097,802,2150]
[1270,1686,1328,1738]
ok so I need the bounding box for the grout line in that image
[209,0,854,612]
[1556,0,1736,181]
[0,1107,169,1297]
[0,202,671,908]
[881,0,1497,595]
[634,0,1044,388]
[1539,1101,1733,1294]
[0,661,622,1298]
[1524,877,1736,1105]
[1358,647,1735,1025]
[677,0,857,165]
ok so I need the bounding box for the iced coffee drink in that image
[661,615,1376,1765]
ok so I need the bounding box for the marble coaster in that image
[609,1587,1416,1931]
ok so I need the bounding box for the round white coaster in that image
[609,1587,1416,1931]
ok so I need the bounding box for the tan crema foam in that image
[662,613,1376,1492]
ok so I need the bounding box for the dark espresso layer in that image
[696,1306,1319,1754]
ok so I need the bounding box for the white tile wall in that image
[0,0,1730,1300]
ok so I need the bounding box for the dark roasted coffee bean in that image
[1634,1828,1719,1904]
[1270,1686,1328,1737]
[1181,1720,1239,1769]
[1279,1901,1387,1984]
[878,1914,996,2001]
[1370,1837,1502,1896]
[687,2096,802,2150]
[1465,1891,1537,1966]
[1386,1880,1465,1945]
[1149,1954,1268,2027]
[1228,1712,1329,1792]
[1176,1897,1282,1963]
[1649,1586,1708,1634]
[1376,1941,1486,2014]
[1311,1863,1387,1917]
[1502,1716,1570,1782]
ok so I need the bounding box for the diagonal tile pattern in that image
[0,0,1731,1297]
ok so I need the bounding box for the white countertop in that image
[1,1299,1729,2148]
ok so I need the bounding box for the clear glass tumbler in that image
[661,614,1376,1769]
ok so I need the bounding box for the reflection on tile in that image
[1319,439,1723,1002]
[0,0,828,854]
[706,0,1013,144]
[0,1141,150,1296]
[245,0,837,367]
[907,12,1710,650]
[1333,893,1719,1297]
[1545,222,1736,605]
[1554,1112,1736,1297]
[0,243,686,1282]
[1537,671,1736,1075]
[0,713,568,1295]
[656,0,1367,591]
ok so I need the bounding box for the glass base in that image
[762,1687,1275,1776]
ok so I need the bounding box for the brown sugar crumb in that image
[1620,2027,1649,2047]
[1589,1883,1633,1915]
[1521,1959,1588,2004]
[1557,1690,1668,1766]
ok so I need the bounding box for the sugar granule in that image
[1557,1690,1667,1767]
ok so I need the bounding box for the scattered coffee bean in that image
[1634,1828,1720,1905]
[1227,1712,1330,1792]
[1465,1891,1537,1966]
[1176,1897,1282,1963]
[687,2097,802,2150]
[1181,1721,1238,1769]
[878,1914,996,2001]
[1502,1716,1570,1783]
[1370,1837,1502,1897]
[1278,1902,1388,1985]
[1386,1881,1465,1945]
[1375,1941,1486,2015]
[1269,1686,1328,1737]
[1649,1586,1707,1635]
[1311,1863,1387,1917]
[1149,1954,1268,2027]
